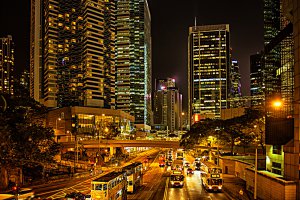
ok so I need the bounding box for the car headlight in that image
[171,181,174,185]
[218,186,222,189]
[209,186,212,189]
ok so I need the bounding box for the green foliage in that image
[0,90,60,167]
[180,108,264,154]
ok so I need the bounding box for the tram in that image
[122,162,143,193]
[91,171,127,200]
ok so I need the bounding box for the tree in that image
[0,88,60,186]
[180,108,264,154]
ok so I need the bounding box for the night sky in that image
[0,0,264,111]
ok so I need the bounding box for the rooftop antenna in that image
[194,17,197,30]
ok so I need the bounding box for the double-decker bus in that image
[122,162,143,193]
[91,171,127,200]
[170,170,184,187]
[171,159,183,171]
[200,161,223,192]
[176,149,184,160]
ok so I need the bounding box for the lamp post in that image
[181,112,185,137]
[56,117,61,130]
[55,117,61,142]
[215,127,220,166]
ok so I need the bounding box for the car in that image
[65,192,86,200]
[85,194,92,200]
[195,162,201,170]
[187,168,194,174]
[184,162,190,167]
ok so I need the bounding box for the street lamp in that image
[272,100,282,108]
[55,117,61,130]
[181,112,185,136]
[55,118,62,142]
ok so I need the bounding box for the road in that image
[164,156,228,200]
[33,148,160,199]
[32,149,229,200]
[128,152,168,200]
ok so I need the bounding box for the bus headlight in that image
[218,186,222,190]
[209,186,212,190]
[171,181,174,185]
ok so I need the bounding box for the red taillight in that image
[12,186,17,191]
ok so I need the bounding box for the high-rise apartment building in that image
[30,0,116,109]
[0,35,14,95]
[188,24,230,125]
[115,0,152,126]
[153,78,182,133]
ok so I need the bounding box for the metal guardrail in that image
[163,177,169,200]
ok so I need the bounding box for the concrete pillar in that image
[110,146,116,157]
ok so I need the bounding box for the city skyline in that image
[0,0,264,112]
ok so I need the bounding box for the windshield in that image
[208,179,222,185]
[171,175,184,181]
[208,168,222,174]
[94,184,107,191]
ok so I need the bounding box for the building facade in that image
[47,106,134,142]
[188,24,230,125]
[263,0,294,178]
[115,0,152,126]
[30,0,116,109]
[20,70,30,91]
[282,0,300,198]
[153,78,182,133]
[228,59,242,108]
[0,35,14,95]
[250,53,265,106]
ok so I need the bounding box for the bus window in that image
[103,184,107,190]
[95,184,102,190]
[171,175,184,181]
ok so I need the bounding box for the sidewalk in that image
[222,174,254,200]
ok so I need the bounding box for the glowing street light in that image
[272,100,282,108]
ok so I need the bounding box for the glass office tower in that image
[116,0,152,125]
[188,24,230,125]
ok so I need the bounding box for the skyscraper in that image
[250,53,265,106]
[115,0,152,126]
[229,59,242,108]
[0,35,14,95]
[263,0,281,100]
[188,24,230,125]
[263,0,294,177]
[153,78,182,133]
[30,0,116,109]
[20,70,30,91]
